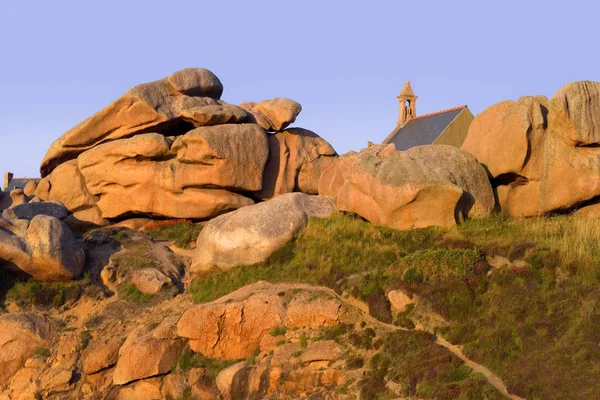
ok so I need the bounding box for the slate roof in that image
[383,106,467,151]
[5,178,41,191]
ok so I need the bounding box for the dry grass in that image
[460,213,600,283]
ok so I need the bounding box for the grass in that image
[177,346,240,379]
[79,330,93,350]
[270,326,286,336]
[359,330,505,400]
[189,213,442,304]
[145,219,202,248]
[185,211,600,399]
[34,347,51,357]
[6,280,82,308]
[120,284,153,304]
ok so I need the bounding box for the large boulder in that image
[255,128,338,199]
[82,336,122,375]
[0,314,53,386]
[191,193,336,273]
[462,81,600,216]
[40,68,224,177]
[178,291,286,360]
[0,215,85,281]
[6,201,68,221]
[319,144,494,230]
[177,283,345,361]
[113,326,183,385]
[240,98,301,132]
[77,124,268,220]
[36,159,97,213]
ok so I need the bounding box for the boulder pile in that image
[462,81,600,216]
[0,202,84,281]
[36,68,338,225]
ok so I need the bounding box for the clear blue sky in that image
[1,0,598,178]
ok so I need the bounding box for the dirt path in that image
[288,282,526,400]
[435,336,525,400]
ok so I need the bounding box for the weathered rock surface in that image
[178,283,346,361]
[36,159,97,213]
[23,181,37,197]
[0,314,53,385]
[240,98,302,132]
[83,336,122,375]
[76,124,267,220]
[113,326,184,385]
[8,189,26,208]
[36,68,338,222]
[319,144,495,229]
[131,268,171,294]
[40,68,224,177]
[6,201,68,221]
[256,128,338,199]
[77,125,267,220]
[191,193,336,273]
[462,81,600,216]
[177,291,286,359]
[0,215,85,281]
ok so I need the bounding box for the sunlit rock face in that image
[462,81,600,216]
[36,68,337,224]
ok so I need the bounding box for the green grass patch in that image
[177,347,240,379]
[6,280,82,309]
[34,347,50,357]
[79,330,93,350]
[146,220,202,248]
[189,213,443,304]
[270,326,286,336]
[120,284,153,304]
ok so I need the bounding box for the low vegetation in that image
[177,346,240,379]
[5,273,94,309]
[145,219,203,248]
[188,211,600,399]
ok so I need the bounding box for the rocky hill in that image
[1,69,600,399]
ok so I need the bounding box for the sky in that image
[0,0,598,179]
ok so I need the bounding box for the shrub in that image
[79,330,93,350]
[300,332,308,348]
[270,326,286,336]
[34,348,50,357]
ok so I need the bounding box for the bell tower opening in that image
[397,81,418,127]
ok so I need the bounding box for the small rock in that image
[388,289,413,313]
[487,255,511,269]
[132,268,171,294]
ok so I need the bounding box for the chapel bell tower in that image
[397,81,418,127]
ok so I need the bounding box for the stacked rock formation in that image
[36,68,338,225]
[0,202,84,281]
[318,144,495,229]
[462,81,600,217]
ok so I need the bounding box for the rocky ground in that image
[2,70,600,399]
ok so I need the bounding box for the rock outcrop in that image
[255,128,338,199]
[0,314,53,385]
[319,144,495,229]
[177,282,346,360]
[0,214,84,281]
[113,326,183,385]
[191,193,336,273]
[462,81,600,216]
[36,68,338,224]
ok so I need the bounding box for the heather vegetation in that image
[188,211,600,399]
